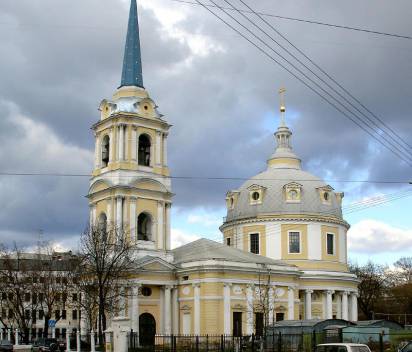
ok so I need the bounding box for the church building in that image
[87,0,359,337]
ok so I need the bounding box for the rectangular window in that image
[25,292,31,302]
[55,310,60,320]
[72,293,78,302]
[32,310,37,323]
[72,310,78,320]
[250,233,259,254]
[327,233,334,255]
[25,309,30,320]
[61,310,67,320]
[39,310,44,320]
[8,309,13,319]
[276,312,285,321]
[226,237,231,246]
[289,232,300,253]
[233,312,243,337]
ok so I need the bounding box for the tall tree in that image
[349,261,389,320]
[394,257,412,283]
[77,224,136,337]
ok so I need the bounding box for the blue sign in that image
[48,320,56,328]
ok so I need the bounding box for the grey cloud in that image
[0,0,411,246]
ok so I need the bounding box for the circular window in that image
[105,107,109,112]
[323,192,329,201]
[144,105,149,111]
[252,192,260,201]
[141,287,152,297]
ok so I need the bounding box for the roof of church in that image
[172,238,294,267]
[120,0,144,88]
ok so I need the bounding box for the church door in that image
[139,313,156,346]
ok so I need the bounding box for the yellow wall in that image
[281,224,308,259]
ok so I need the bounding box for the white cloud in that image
[187,213,221,227]
[171,228,201,249]
[348,219,412,254]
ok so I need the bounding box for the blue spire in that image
[120,0,144,88]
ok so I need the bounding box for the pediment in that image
[132,178,168,193]
[247,184,267,191]
[89,179,112,194]
[137,257,175,272]
[316,185,334,191]
[283,182,303,189]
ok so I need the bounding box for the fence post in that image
[221,335,224,352]
[196,335,200,352]
[76,330,81,352]
[15,329,19,346]
[206,334,209,352]
[277,332,282,352]
[91,330,96,352]
[272,332,275,352]
[379,333,384,352]
[312,331,316,352]
[66,329,71,352]
[251,334,255,352]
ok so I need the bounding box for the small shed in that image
[356,320,404,330]
[267,319,355,335]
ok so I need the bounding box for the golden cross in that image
[279,87,286,126]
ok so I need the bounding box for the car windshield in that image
[317,346,348,352]
[351,347,370,352]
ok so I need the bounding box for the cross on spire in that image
[279,87,286,126]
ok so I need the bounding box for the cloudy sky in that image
[0,0,411,265]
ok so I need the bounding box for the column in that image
[109,128,114,163]
[268,286,275,325]
[130,197,137,242]
[119,125,125,161]
[165,203,171,250]
[336,293,342,319]
[163,133,168,166]
[89,204,96,228]
[172,287,179,334]
[305,290,313,320]
[119,287,126,317]
[164,286,172,334]
[350,293,358,321]
[156,131,162,166]
[94,134,100,169]
[131,285,140,334]
[157,202,164,249]
[116,196,123,231]
[325,290,333,319]
[246,285,254,335]
[80,292,87,336]
[287,287,294,320]
[107,198,112,230]
[224,283,232,335]
[341,291,349,320]
[193,283,201,335]
[131,128,137,161]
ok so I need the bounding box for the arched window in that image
[101,135,110,167]
[97,213,107,234]
[137,213,152,241]
[138,134,151,167]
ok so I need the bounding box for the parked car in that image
[32,338,59,352]
[317,343,372,352]
[0,340,13,351]
[399,341,412,352]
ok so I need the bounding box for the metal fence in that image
[128,331,412,352]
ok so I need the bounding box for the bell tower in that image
[88,0,173,255]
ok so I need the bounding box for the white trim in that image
[287,230,302,254]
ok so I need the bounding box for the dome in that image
[225,167,343,222]
[224,105,345,224]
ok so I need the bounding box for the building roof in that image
[172,238,294,267]
[120,0,144,88]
